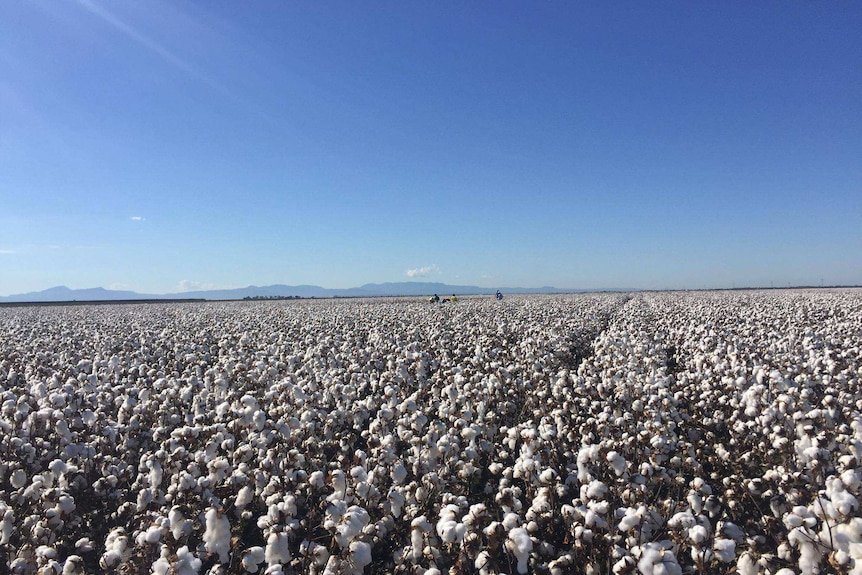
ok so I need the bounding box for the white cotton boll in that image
[266,532,291,565]
[58,495,76,514]
[100,528,131,570]
[411,526,424,562]
[62,555,84,575]
[783,513,804,529]
[143,524,163,544]
[328,470,347,502]
[506,527,533,574]
[475,550,493,575]
[736,552,757,575]
[388,490,405,518]
[607,451,626,476]
[436,504,466,544]
[689,525,708,545]
[309,470,325,488]
[638,543,682,575]
[204,508,231,564]
[668,512,696,530]
[713,538,736,562]
[586,480,608,500]
[618,510,641,533]
[464,503,487,527]
[612,556,635,574]
[687,492,703,514]
[828,478,859,516]
[137,487,154,511]
[691,546,713,566]
[36,545,57,560]
[235,486,254,510]
[48,459,68,476]
[348,541,372,573]
[503,512,521,530]
[842,469,862,493]
[301,540,331,567]
[175,546,202,575]
[242,546,265,573]
[75,538,93,553]
[170,507,192,541]
[539,468,557,484]
[0,508,13,545]
[719,521,745,542]
[11,469,27,489]
[391,463,408,484]
[335,506,371,548]
[152,556,171,575]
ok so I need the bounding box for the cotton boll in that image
[713,538,736,562]
[607,451,627,476]
[617,508,641,533]
[175,546,202,575]
[0,507,13,545]
[388,490,406,518]
[636,541,681,575]
[391,462,408,484]
[61,555,85,575]
[242,546,265,573]
[262,531,291,566]
[539,468,557,484]
[204,508,231,563]
[74,538,93,553]
[736,552,757,575]
[152,553,171,575]
[719,520,745,542]
[506,527,533,574]
[11,469,27,489]
[611,555,635,574]
[436,504,466,544]
[235,485,254,512]
[689,525,708,545]
[300,540,330,567]
[475,550,494,575]
[100,527,131,570]
[170,507,193,541]
[348,541,372,573]
[335,506,371,548]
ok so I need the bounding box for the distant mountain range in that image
[0,282,632,303]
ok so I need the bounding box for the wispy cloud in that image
[75,0,232,97]
[406,264,440,278]
[0,249,15,255]
[130,216,145,221]
[77,0,194,74]
[176,279,217,292]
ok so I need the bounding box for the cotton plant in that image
[0,291,860,572]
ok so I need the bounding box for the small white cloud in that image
[108,283,131,291]
[130,216,145,221]
[0,249,15,254]
[406,264,440,278]
[176,279,217,292]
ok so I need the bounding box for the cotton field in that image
[0,290,860,575]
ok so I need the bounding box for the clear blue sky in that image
[1,1,860,295]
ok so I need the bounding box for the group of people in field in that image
[429,291,503,303]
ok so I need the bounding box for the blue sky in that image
[1,1,860,295]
